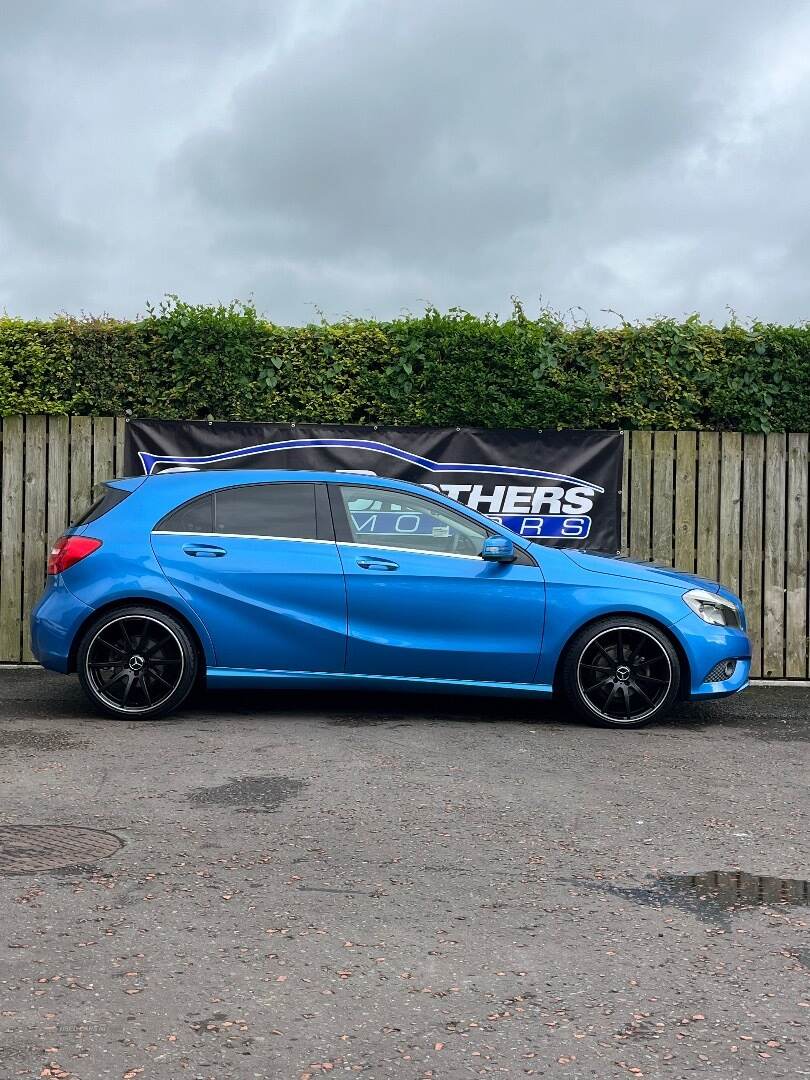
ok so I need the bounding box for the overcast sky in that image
[2,0,809,325]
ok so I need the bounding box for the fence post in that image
[741,435,765,678]
[21,416,47,661]
[0,417,24,661]
[785,434,808,677]
[718,431,742,597]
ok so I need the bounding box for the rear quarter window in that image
[72,484,132,527]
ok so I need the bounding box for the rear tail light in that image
[47,536,102,575]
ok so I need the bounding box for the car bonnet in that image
[562,549,722,593]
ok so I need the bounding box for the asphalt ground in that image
[0,669,808,1080]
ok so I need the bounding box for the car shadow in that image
[0,667,744,733]
[182,683,721,732]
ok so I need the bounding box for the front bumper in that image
[689,656,751,699]
[675,610,752,700]
[30,578,94,673]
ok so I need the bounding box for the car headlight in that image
[683,588,741,628]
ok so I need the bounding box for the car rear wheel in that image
[77,606,198,720]
[561,617,680,728]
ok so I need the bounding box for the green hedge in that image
[1,298,808,432]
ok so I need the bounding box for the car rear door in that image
[151,481,346,673]
[330,483,545,683]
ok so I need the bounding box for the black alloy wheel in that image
[562,617,680,727]
[77,607,198,719]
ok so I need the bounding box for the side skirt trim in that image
[205,667,554,698]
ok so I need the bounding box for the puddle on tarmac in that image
[663,870,810,911]
[592,870,810,923]
[187,775,307,813]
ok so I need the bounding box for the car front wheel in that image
[77,606,198,720]
[561,617,681,728]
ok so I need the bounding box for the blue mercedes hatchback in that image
[31,470,751,727]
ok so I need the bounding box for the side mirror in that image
[481,536,515,562]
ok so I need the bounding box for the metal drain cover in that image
[0,825,123,873]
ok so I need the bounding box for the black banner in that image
[125,420,623,551]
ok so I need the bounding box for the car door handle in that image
[356,557,399,571]
[182,543,227,558]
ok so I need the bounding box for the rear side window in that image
[214,484,317,538]
[157,484,318,540]
[160,493,214,533]
[72,484,132,526]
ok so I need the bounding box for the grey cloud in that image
[1,0,810,323]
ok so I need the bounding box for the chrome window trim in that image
[338,541,482,561]
[153,531,501,561]
[153,531,515,562]
[152,530,334,545]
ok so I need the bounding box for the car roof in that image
[106,468,532,549]
[140,469,429,488]
[122,469,456,505]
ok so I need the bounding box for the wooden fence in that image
[0,418,808,677]
[0,417,127,663]
[621,430,808,679]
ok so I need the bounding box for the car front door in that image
[151,481,346,673]
[330,483,545,683]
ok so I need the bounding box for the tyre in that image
[77,606,198,720]
[560,616,680,728]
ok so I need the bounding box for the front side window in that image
[157,483,317,540]
[338,485,488,556]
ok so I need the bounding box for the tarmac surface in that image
[0,668,808,1080]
